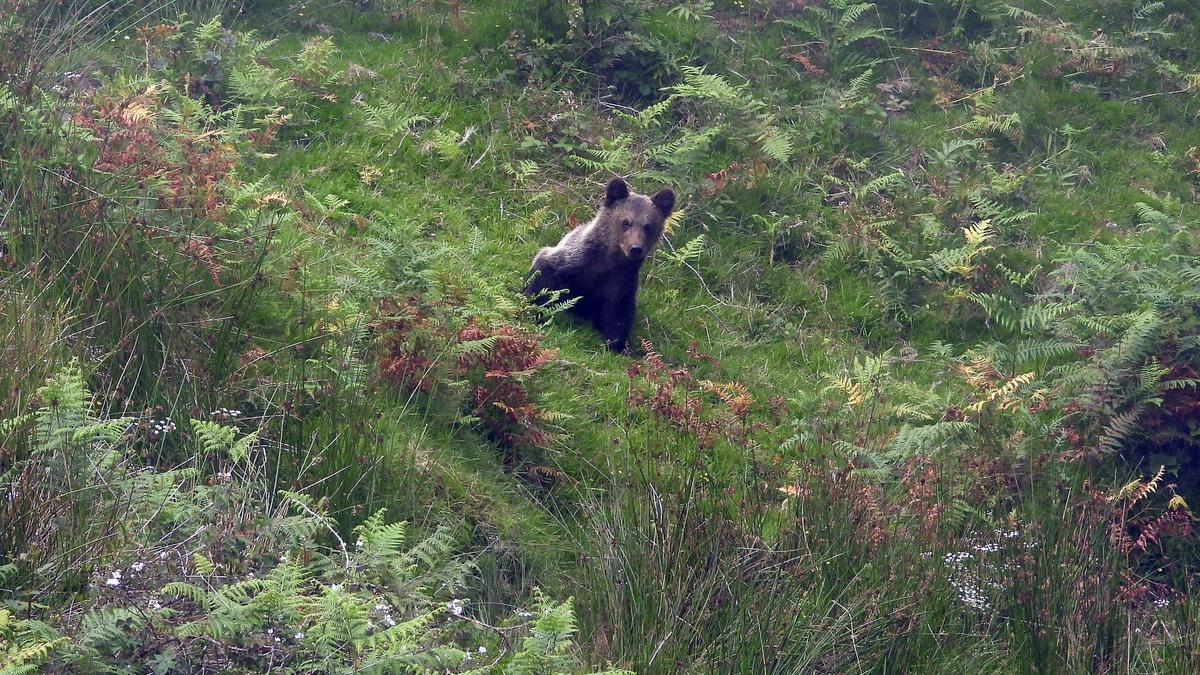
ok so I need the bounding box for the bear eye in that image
[621,219,632,229]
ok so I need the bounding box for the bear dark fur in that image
[524,177,675,353]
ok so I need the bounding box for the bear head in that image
[597,177,675,263]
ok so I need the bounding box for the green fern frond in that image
[853,170,906,200]
[756,124,793,163]
[399,525,459,576]
[354,509,409,565]
[670,65,743,102]
[660,234,706,267]
[161,582,212,609]
[455,336,501,357]
[888,421,974,457]
[968,192,1035,226]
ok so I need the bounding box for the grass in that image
[2,0,1200,672]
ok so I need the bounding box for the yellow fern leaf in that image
[663,207,686,236]
[1112,465,1166,503]
[259,191,290,206]
[966,371,1034,413]
[964,219,994,247]
[122,103,154,125]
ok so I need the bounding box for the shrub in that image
[379,299,562,459]
[0,365,587,673]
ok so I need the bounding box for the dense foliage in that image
[3,0,1199,672]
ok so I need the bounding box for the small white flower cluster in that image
[950,575,992,612]
[103,558,153,587]
[266,627,303,644]
[147,418,177,438]
[463,645,488,662]
[942,551,972,565]
[447,598,467,617]
[147,597,162,610]
[1153,597,1171,610]
[211,407,244,420]
[371,600,397,628]
[938,528,1027,613]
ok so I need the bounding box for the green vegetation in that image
[2,0,1199,671]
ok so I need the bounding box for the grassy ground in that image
[3,0,1200,672]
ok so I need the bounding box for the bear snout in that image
[627,244,644,259]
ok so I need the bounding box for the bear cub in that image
[524,177,675,353]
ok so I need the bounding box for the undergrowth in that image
[3,0,1199,672]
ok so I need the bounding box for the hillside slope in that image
[2,0,1200,672]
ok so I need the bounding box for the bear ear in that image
[651,188,675,216]
[604,177,630,207]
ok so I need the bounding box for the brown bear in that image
[524,177,675,353]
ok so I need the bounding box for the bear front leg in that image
[523,257,560,302]
[597,296,636,353]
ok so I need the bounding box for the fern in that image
[570,134,633,173]
[888,421,975,457]
[755,123,793,163]
[32,362,90,454]
[397,525,464,586]
[359,99,430,144]
[0,610,67,674]
[455,335,502,358]
[505,589,579,675]
[161,582,212,610]
[646,126,721,167]
[190,419,257,462]
[659,234,706,267]
[1012,338,1077,366]
[354,508,408,569]
[777,0,888,77]
[77,607,143,650]
[671,65,743,102]
[968,192,1035,227]
[964,112,1023,143]
[1111,309,1162,370]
